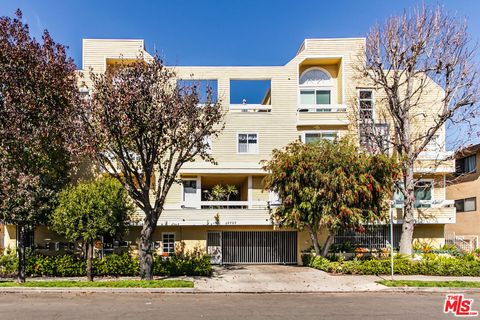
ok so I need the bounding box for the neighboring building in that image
[446,144,480,251]
[2,38,456,264]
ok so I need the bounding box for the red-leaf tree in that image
[263,138,399,256]
[0,10,80,282]
[80,57,224,279]
[355,6,479,254]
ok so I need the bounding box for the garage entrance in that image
[207,231,297,264]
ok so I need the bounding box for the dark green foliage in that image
[303,254,480,276]
[154,254,212,277]
[94,253,140,277]
[0,251,212,278]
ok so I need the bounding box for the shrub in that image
[0,251,211,278]
[94,253,139,276]
[302,253,480,276]
[0,249,17,276]
[153,252,212,277]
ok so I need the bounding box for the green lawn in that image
[0,279,193,288]
[378,280,480,288]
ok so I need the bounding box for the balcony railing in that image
[393,199,454,209]
[229,104,272,113]
[417,151,453,160]
[297,104,347,113]
[296,104,349,126]
[200,201,249,209]
[182,200,269,210]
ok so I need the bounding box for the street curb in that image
[1,287,480,294]
[0,287,197,294]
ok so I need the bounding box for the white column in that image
[196,176,202,209]
[248,176,253,209]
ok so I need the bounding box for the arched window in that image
[299,68,332,86]
[299,68,334,107]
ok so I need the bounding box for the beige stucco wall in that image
[412,224,446,248]
[3,225,17,252]
[446,151,480,238]
[78,38,451,217]
[5,223,446,264]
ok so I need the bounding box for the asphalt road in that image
[0,292,478,319]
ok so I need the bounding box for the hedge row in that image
[302,254,480,276]
[0,252,212,277]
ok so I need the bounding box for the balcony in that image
[414,151,455,173]
[229,104,272,113]
[393,200,456,224]
[131,174,275,226]
[198,200,268,209]
[297,104,349,126]
[158,208,272,226]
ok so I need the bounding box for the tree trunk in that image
[321,234,334,257]
[399,165,415,255]
[308,226,321,256]
[86,241,94,282]
[16,225,26,283]
[139,217,156,280]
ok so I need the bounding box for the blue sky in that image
[2,0,480,68]
[1,0,480,148]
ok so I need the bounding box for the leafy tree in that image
[80,57,224,279]
[0,10,79,282]
[263,138,399,256]
[356,6,479,254]
[51,177,134,281]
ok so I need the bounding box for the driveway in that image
[194,265,385,292]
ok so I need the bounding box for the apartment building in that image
[2,38,456,264]
[445,144,480,251]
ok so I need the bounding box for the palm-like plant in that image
[225,184,238,201]
[209,185,226,201]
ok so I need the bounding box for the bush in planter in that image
[153,251,212,277]
[0,249,18,276]
[0,248,212,278]
[93,253,138,276]
[303,252,480,276]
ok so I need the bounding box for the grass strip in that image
[0,279,193,288]
[377,280,480,288]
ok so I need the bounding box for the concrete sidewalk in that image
[1,265,480,293]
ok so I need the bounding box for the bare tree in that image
[80,57,224,279]
[354,6,479,255]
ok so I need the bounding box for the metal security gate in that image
[334,225,402,249]
[220,231,297,264]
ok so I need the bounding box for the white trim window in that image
[303,131,338,143]
[238,133,258,154]
[203,135,212,154]
[394,180,434,208]
[162,233,175,255]
[299,67,335,111]
[300,89,331,105]
[424,135,441,152]
[358,89,374,122]
[455,197,476,213]
[456,154,476,174]
[413,180,434,208]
